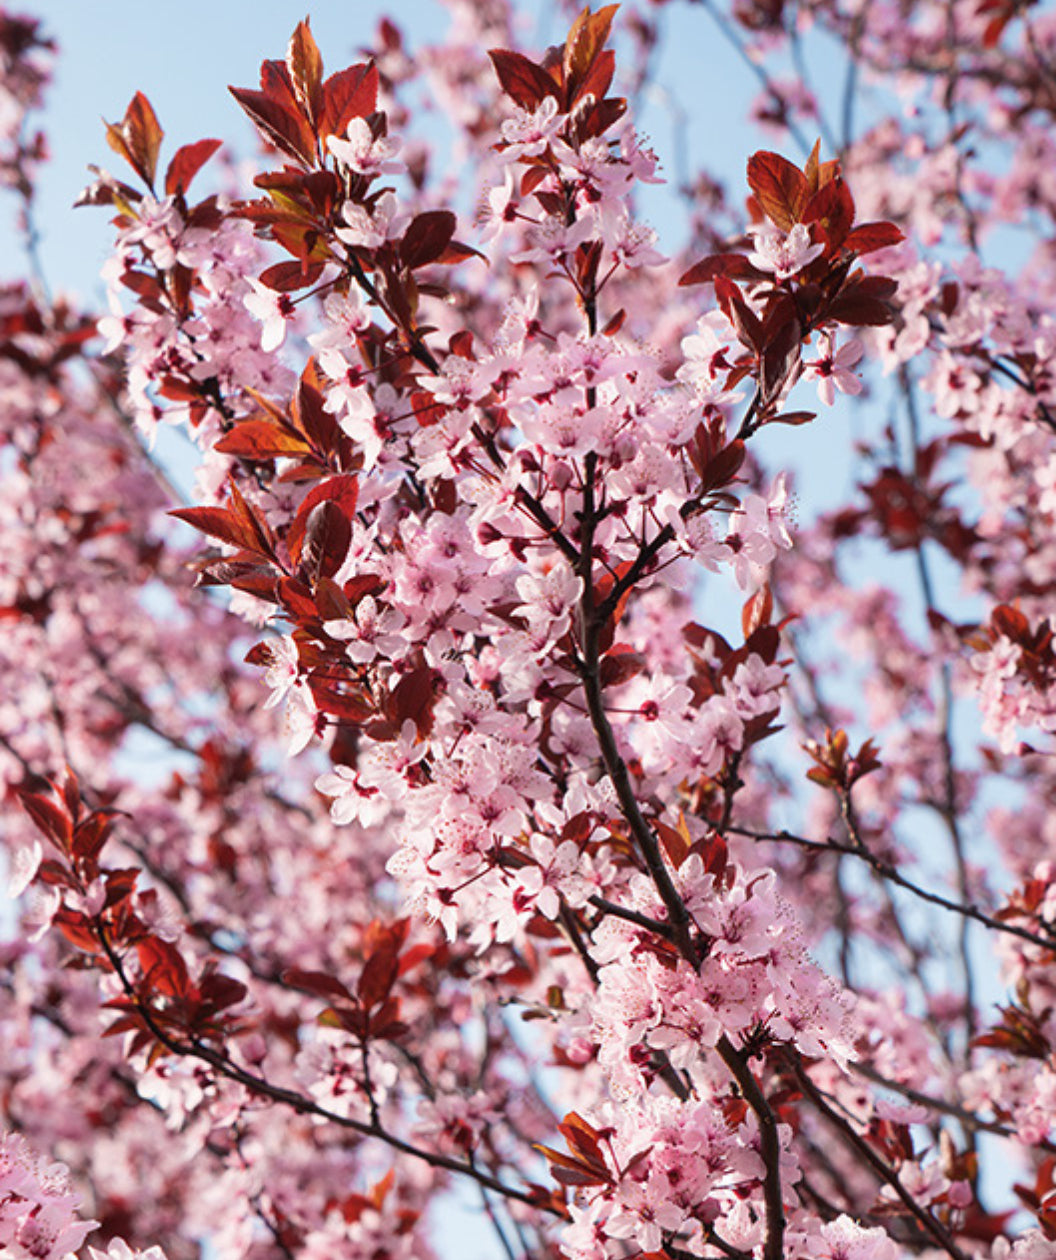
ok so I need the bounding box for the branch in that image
[849,1058,1056,1154]
[92,921,551,1216]
[790,1058,971,1260]
[716,1037,785,1260]
[724,823,1056,953]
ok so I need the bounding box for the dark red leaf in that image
[770,410,816,426]
[287,474,359,566]
[164,138,222,197]
[72,810,121,863]
[229,86,316,166]
[715,274,763,352]
[16,788,72,850]
[282,967,354,1002]
[747,150,808,231]
[358,940,399,1011]
[679,252,759,287]
[300,499,352,582]
[286,19,324,123]
[842,221,906,256]
[137,937,191,1001]
[827,274,899,327]
[319,63,379,139]
[992,604,1030,642]
[802,177,855,253]
[199,971,248,1014]
[387,665,440,738]
[488,48,560,110]
[259,259,326,292]
[291,373,339,453]
[214,418,311,459]
[106,92,164,189]
[400,210,457,271]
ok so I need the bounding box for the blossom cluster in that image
[7,2,1056,1260]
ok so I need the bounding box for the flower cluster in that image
[8,2,1056,1259]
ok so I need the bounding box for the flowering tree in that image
[5,1,1056,1258]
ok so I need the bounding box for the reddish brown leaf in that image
[200,561,281,600]
[310,680,376,724]
[358,939,400,1011]
[227,477,276,555]
[300,500,352,582]
[488,48,560,110]
[550,1164,612,1188]
[319,62,379,138]
[215,419,311,459]
[387,665,439,738]
[655,820,690,869]
[574,46,616,108]
[52,905,99,953]
[169,505,261,554]
[827,274,899,327]
[842,221,906,256]
[434,239,486,266]
[599,645,645,688]
[137,937,191,1001]
[695,435,746,493]
[534,1144,611,1188]
[164,138,222,197]
[714,274,763,352]
[992,604,1030,642]
[259,259,326,292]
[72,810,121,863]
[679,252,759,287]
[802,177,855,253]
[759,306,802,406]
[229,86,316,166]
[577,95,626,141]
[291,372,340,452]
[16,788,73,851]
[287,474,360,566]
[286,19,324,123]
[601,308,626,336]
[742,584,774,638]
[770,410,816,426]
[278,576,318,620]
[563,5,619,90]
[747,150,808,231]
[400,210,457,271]
[106,92,164,189]
[559,1111,605,1164]
[803,137,822,195]
[198,971,248,1015]
[282,967,355,1002]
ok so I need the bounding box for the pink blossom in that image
[243,278,296,352]
[327,117,402,175]
[805,335,864,406]
[748,222,824,280]
[500,96,561,158]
